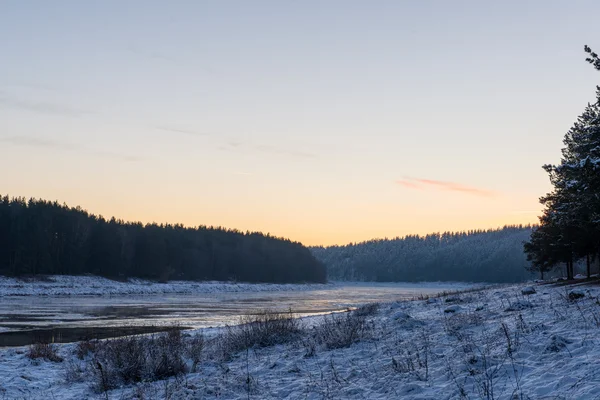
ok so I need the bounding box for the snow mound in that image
[444,305,462,313]
[504,300,533,312]
[568,289,586,301]
[521,286,536,295]
[391,311,411,320]
[444,296,461,303]
[545,335,573,353]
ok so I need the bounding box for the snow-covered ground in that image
[0,275,333,297]
[0,275,477,297]
[3,281,600,399]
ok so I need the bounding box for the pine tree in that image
[585,45,600,71]
[524,224,558,280]
[524,45,600,279]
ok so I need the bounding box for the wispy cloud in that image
[1,136,75,150]
[158,124,317,160]
[90,150,142,162]
[0,91,90,117]
[227,140,243,148]
[128,46,178,63]
[4,82,59,92]
[155,125,210,137]
[219,141,317,159]
[127,46,215,74]
[396,180,422,190]
[253,144,317,159]
[0,135,142,162]
[396,177,496,197]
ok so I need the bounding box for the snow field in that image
[3,282,600,399]
[0,275,332,297]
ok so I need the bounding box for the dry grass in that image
[89,328,188,392]
[219,310,301,359]
[314,309,374,350]
[27,342,63,363]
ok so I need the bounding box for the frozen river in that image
[0,282,471,346]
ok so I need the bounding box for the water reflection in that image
[0,282,470,347]
[0,326,188,347]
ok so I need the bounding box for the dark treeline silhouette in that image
[524,46,600,280]
[0,195,326,283]
[311,225,534,283]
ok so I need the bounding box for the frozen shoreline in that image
[0,275,334,297]
[0,275,477,297]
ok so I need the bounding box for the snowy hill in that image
[312,225,535,283]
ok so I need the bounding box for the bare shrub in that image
[75,338,100,360]
[92,336,146,390]
[301,336,317,358]
[444,312,483,336]
[392,329,431,381]
[219,310,301,359]
[27,342,63,363]
[501,322,524,398]
[186,333,204,372]
[455,327,509,400]
[515,313,530,334]
[413,293,430,301]
[90,330,187,393]
[146,329,187,380]
[65,359,89,383]
[434,285,497,300]
[315,310,373,350]
[354,303,379,317]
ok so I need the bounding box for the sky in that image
[1,1,599,246]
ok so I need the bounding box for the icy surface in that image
[0,278,474,336]
[0,275,332,297]
[3,282,600,399]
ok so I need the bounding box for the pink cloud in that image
[395,180,422,190]
[396,177,496,197]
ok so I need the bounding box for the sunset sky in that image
[1,1,599,246]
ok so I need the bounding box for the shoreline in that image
[0,275,334,297]
[0,275,479,297]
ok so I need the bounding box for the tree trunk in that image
[587,253,591,279]
[540,270,544,280]
[566,259,574,281]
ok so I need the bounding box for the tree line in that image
[524,46,600,280]
[311,225,535,283]
[0,196,326,283]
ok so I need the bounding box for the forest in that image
[0,196,326,283]
[524,46,600,280]
[311,225,535,283]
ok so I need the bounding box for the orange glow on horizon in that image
[4,185,544,248]
[56,201,541,247]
